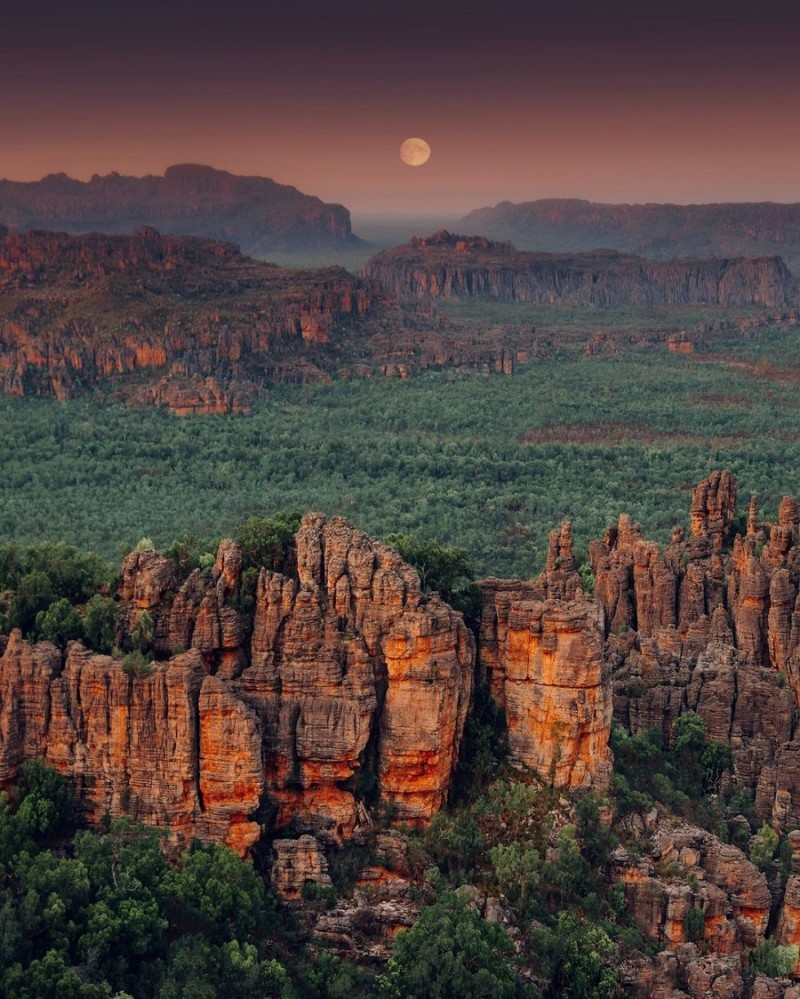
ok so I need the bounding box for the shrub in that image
[122,650,153,679]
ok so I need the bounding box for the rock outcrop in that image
[0,515,474,852]
[478,523,613,790]
[460,198,800,275]
[614,818,771,954]
[363,231,797,307]
[0,164,356,254]
[594,472,800,831]
[0,634,264,854]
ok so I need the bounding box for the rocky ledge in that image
[363,230,797,307]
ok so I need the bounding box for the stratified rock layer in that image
[614,818,771,954]
[478,523,613,791]
[364,231,797,307]
[0,515,474,852]
[0,227,381,412]
[0,636,263,854]
[594,473,800,831]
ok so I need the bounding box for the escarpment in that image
[460,197,800,274]
[0,164,356,254]
[7,476,800,885]
[478,521,613,791]
[0,227,384,412]
[0,515,474,853]
[592,471,800,832]
[363,231,797,307]
[0,227,568,410]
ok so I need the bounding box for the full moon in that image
[399,137,431,167]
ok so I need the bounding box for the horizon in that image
[4,0,800,216]
[5,163,800,225]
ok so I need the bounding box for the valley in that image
[4,195,800,997]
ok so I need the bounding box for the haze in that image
[3,0,800,216]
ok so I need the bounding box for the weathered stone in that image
[271,835,332,901]
[0,516,474,850]
[478,584,612,790]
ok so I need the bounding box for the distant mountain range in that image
[460,199,800,274]
[0,164,359,256]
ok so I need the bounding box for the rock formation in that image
[0,226,581,411]
[478,523,613,791]
[460,198,800,275]
[614,818,771,953]
[593,472,800,831]
[0,164,357,254]
[363,231,797,307]
[0,515,474,852]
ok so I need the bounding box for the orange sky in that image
[3,0,800,217]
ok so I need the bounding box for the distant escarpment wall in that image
[364,231,797,307]
[0,163,355,252]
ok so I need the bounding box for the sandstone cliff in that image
[0,227,393,412]
[0,227,572,411]
[0,515,474,853]
[478,522,613,791]
[363,231,797,307]
[593,472,800,831]
[460,198,800,275]
[0,164,356,254]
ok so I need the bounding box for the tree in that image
[236,513,301,573]
[489,841,541,915]
[750,823,779,871]
[164,842,278,942]
[83,595,119,654]
[15,759,78,839]
[385,534,482,625]
[533,912,619,999]
[751,938,799,978]
[3,948,112,999]
[128,610,154,655]
[376,887,527,999]
[7,570,54,634]
[34,598,84,649]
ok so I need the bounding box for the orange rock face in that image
[0,635,264,854]
[479,577,613,791]
[615,819,770,954]
[0,515,474,851]
[241,514,475,834]
[597,472,800,832]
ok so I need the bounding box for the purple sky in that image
[3,0,800,215]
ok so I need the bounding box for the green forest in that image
[2,309,800,578]
[1,714,795,997]
[3,302,800,995]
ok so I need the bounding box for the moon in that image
[399,137,431,167]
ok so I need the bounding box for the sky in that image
[3,0,800,217]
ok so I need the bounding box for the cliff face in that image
[0,227,384,412]
[594,472,800,831]
[0,227,573,411]
[0,515,474,852]
[460,198,800,275]
[614,818,771,955]
[478,523,613,791]
[363,232,797,307]
[0,164,356,254]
